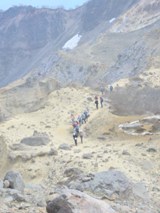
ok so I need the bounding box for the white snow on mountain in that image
[109,18,116,23]
[63,34,82,50]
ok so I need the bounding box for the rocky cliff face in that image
[111,0,160,32]
[0,6,81,87]
[82,0,138,31]
[0,0,139,87]
[0,0,160,91]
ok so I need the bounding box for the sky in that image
[0,0,88,11]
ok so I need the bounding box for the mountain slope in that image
[0,0,138,87]
[42,19,160,87]
[111,0,160,32]
[0,6,82,87]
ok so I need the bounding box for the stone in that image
[122,150,131,155]
[87,97,93,102]
[64,168,82,178]
[46,196,73,213]
[119,121,151,135]
[146,148,157,153]
[59,144,71,150]
[4,171,25,193]
[68,170,131,201]
[21,136,50,146]
[3,180,10,188]
[135,143,143,147]
[119,121,143,130]
[82,153,92,159]
[48,148,58,156]
[97,136,106,141]
[46,188,116,213]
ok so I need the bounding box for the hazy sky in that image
[0,0,88,11]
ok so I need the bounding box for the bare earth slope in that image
[0,87,159,212]
[111,0,160,32]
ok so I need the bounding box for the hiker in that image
[83,109,90,122]
[79,128,83,144]
[109,85,113,92]
[72,120,79,128]
[73,128,79,146]
[77,115,82,126]
[100,96,104,108]
[100,86,105,95]
[95,96,99,109]
[81,112,86,124]
[75,124,79,134]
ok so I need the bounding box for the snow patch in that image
[109,18,116,23]
[63,34,82,50]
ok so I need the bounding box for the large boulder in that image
[119,121,152,135]
[64,168,83,178]
[46,196,73,213]
[46,188,116,213]
[21,136,50,146]
[4,171,25,193]
[59,144,71,150]
[68,170,131,200]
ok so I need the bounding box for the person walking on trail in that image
[81,112,86,124]
[95,96,99,109]
[100,96,104,108]
[84,108,90,118]
[77,115,82,126]
[109,85,113,92]
[100,87,105,95]
[72,120,79,128]
[73,127,79,146]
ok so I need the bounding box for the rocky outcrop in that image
[0,6,68,87]
[110,85,160,115]
[0,0,146,88]
[4,171,25,193]
[82,0,137,31]
[119,115,160,135]
[59,144,71,150]
[46,188,116,213]
[68,170,131,201]
[0,77,60,120]
[21,136,50,146]
[111,0,160,32]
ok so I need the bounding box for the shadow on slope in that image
[0,78,60,121]
[109,85,160,115]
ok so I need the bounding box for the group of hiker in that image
[94,96,104,109]
[71,85,113,145]
[96,85,113,109]
[71,109,90,146]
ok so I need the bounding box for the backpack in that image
[75,126,79,134]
